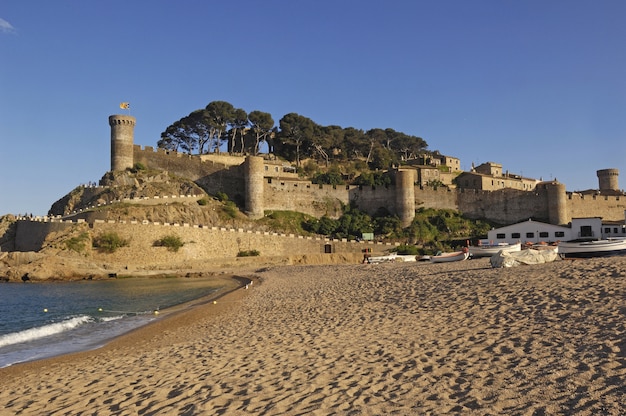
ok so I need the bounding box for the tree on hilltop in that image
[205,101,235,154]
[248,110,275,155]
[229,107,248,154]
[158,101,430,168]
[278,113,316,167]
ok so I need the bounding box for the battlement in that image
[14,216,398,257]
[108,116,136,126]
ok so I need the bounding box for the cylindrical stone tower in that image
[597,168,619,191]
[244,156,265,219]
[546,181,568,226]
[109,115,136,171]
[395,169,416,228]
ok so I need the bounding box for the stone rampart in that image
[457,188,550,224]
[126,148,626,226]
[567,193,626,221]
[14,219,396,263]
[414,187,458,210]
[133,146,245,197]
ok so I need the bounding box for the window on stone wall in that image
[526,232,534,238]
[497,233,505,239]
[555,231,565,238]
[512,233,521,238]
[605,227,611,233]
[539,232,549,238]
[614,228,619,234]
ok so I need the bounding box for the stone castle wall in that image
[127,142,626,226]
[566,193,626,221]
[133,146,246,199]
[14,219,395,262]
[457,189,550,225]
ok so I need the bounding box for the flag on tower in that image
[120,102,130,109]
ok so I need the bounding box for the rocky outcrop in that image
[49,170,207,216]
[0,251,111,282]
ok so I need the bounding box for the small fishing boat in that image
[557,239,626,258]
[430,249,470,263]
[367,253,417,263]
[468,242,522,258]
[367,253,397,263]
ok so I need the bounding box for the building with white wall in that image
[486,215,626,245]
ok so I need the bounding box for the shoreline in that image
[1,259,625,414]
[0,273,253,374]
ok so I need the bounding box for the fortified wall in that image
[133,145,246,198]
[14,218,395,261]
[566,193,626,221]
[111,114,625,227]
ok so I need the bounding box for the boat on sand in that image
[557,239,626,258]
[367,253,418,263]
[430,249,470,263]
[469,242,521,258]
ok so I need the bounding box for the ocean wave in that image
[0,315,93,349]
[99,315,124,322]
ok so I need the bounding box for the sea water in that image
[0,277,228,367]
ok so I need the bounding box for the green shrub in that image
[93,232,129,253]
[215,191,229,202]
[237,249,260,257]
[154,234,184,252]
[197,197,209,206]
[65,232,90,253]
[221,201,238,218]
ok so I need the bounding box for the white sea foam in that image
[0,315,93,348]
[100,315,124,322]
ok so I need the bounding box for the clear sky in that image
[1,1,625,216]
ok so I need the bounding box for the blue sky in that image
[1,1,625,216]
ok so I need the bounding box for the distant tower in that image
[395,169,416,227]
[597,168,619,191]
[109,115,136,171]
[244,156,265,219]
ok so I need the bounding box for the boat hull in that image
[430,251,470,263]
[469,243,521,258]
[558,239,626,258]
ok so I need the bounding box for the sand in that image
[1,257,625,415]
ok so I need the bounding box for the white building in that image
[486,216,626,245]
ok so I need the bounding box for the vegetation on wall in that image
[154,234,185,252]
[237,249,260,257]
[92,232,130,253]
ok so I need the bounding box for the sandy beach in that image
[1,257,625,415]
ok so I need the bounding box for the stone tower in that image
[244,156,265,219]
[545,181,568,226]
[109,115,136,171]
[597,168,619,191]
[395,169,416,227]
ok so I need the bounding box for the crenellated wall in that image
[124,146,626,225]
[14,218,397,261]
[566,193,626,221]
[107,114,626,227]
